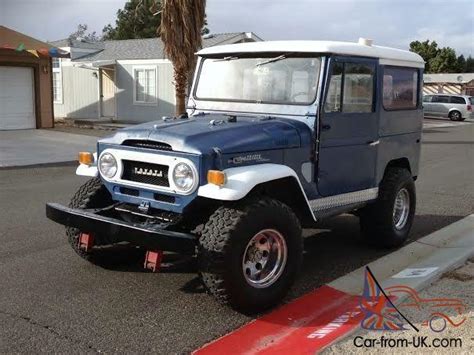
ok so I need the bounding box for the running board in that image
[309,188,379,216]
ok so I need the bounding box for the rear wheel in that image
[66,178,116,262]
[449,110,462,121]
[198,197,303,313]
[359,168,416,248]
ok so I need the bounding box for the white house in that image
[50,32,262,123]
[423,73,474,96]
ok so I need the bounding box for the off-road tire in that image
[198,197,303,313]
[359,168,416,248]
[449,110,462,121]
[66,177,115,262]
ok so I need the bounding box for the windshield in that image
[194,55,321,105]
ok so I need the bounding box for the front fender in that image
[197,163,300,200]
[76,164,98,177]
[197,163,315,220]
[76,152,98,177]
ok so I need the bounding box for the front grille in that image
[121,160,169,187]
[122,140,172,151]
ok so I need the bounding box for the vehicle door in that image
[317,56,378,196]
[431,95,450,117]
[422,95,434,116]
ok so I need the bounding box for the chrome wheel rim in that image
[393,188,410,230]
[242,229,287,288]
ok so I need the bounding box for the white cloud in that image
[207,0,474,56]
[1,0,473,56]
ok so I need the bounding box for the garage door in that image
[0,66,36,130]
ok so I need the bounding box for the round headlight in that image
[98,153,117,178]
[173,162,195,192]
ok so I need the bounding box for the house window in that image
[383,67,419,110]
[52,58,63,103]
[52,58,60,69]
[134,67,157,104]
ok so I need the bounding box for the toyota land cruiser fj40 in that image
[46,38,424,312]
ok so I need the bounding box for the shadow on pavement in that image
[81,213,467,302]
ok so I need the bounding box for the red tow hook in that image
[78,232,94,252]
[144,251,164,272]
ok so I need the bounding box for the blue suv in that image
[47,38,424,312]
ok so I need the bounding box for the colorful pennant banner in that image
[1,43,67,57]
[26,49,39,57]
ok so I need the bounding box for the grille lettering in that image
[134,167,164,177]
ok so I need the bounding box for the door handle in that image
[321,124,331,131]
[368,140,380,146]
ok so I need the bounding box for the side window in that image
[450,96,466,104]
[324,62,374,113]
[342,63,374,113]
[324,63,343,112]
[423,95,432,103]
[433,95,449,103]
[383,67,419,110]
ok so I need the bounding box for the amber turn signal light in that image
[78,152,94,165]
[207,170,226,186]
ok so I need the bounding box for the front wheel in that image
[66,177,116,263]
[359,168,416,248]
[198,197,303,313]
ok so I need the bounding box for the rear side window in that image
[450,96,466,104]
[432,95,450,103]
[383,67,419,110]
[470,97,474,105]
[324,62,375,113]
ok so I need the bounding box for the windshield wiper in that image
[213,56,239,62]
[255,54,286,67]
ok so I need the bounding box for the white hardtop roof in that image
[197,40,425,68]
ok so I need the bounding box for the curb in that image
[329,214,474,295]
[0,160,77,170]
[194,214,474,354]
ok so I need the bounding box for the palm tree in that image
[160,0,206,115]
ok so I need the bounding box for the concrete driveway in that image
[0,129,100,168]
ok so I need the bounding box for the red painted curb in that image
[194,286,364,354]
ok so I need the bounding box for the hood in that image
[100,114,311,154]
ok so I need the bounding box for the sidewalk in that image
[325,260,474,354]
[0,129,100,168]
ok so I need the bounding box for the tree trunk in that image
[174,66,187,116]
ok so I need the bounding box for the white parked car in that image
[423,94,473,121]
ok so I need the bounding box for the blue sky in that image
[1,0,473,56]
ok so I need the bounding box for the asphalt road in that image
[0,120,473,353]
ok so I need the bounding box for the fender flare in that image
[76,152,98,177]
[197,163,315,220]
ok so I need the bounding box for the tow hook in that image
[144,250,164,272]
[78,232,94,252]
